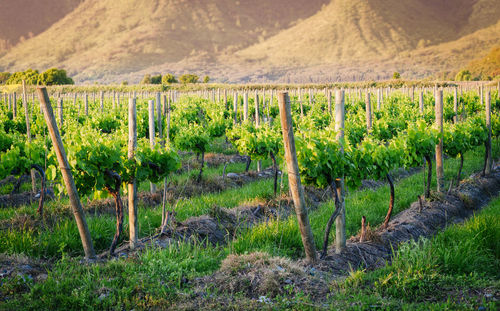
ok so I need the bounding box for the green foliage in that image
[392,72,401,79]
[455,70,472,81]
[6,69,40,85]
[295,128,345,188]
[203,75,210,83]
[179,74,199,84]
[162,73,177,84]
[392,119,439,167]
[38,68,74,85]
[141,74,152,84]
[443,122,471,158]
[0,72,11,84]
[174,123,209,154]
[227,122,281,161]
[150,74,162,84]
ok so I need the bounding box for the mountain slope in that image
[232,0,500,67]
[0,0,82,53]
[0,0,329,80]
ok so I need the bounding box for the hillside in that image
[0,0,82,54]
[0,0,328,81]
[461,45,500,79]
[233,0,500,67]
[0,0,499,83]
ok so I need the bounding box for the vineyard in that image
[0,83,499,310]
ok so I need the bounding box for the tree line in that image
[140,73,210,85]
[0,68,74,85]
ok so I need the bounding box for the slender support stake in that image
[36,87,95,259]
[278,92,317,263]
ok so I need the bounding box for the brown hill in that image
[232,0,500,67]
[0,0,499,83]
[462,45,500,79]
[0,0,328,81]
[0,0,82,53]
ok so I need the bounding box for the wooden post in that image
[128,97,138,249]
[365,91,372,132]
[419,91,424,114]
[485,91,493,175]
[166,96,171,142]
[22,81,36,193]
[435,89,444,192]
[243,92,249,121]
[453,88,458,123]
[100,91,104,113]
[58,98,63,128]
[36,87,95,259]
[335,89,346,253]
[156,93,163,142]
[13,93,17,118]
[327,90,332,116]
[148,100,156,193]
[377,88,382,111]
[112,91,116,110]
[278,92,317,263]
[233,92,238,124]
[84,93,89,116]
[255,91,262,172]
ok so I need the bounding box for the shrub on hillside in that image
[179,74,199,84]
[38,68,74,85]
[162,74,177,84]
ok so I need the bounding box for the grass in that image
[326,196,500,310]
[2,170,498,310]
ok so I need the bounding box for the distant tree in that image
[179,74,199,84]
[141,74,152,84]
[151,74,162,84]
[203,75,210,83]
[392,72,401,79]
[455,70,472,81]
[6,69,40,85]
[121,80,129,86]
[38,68,74,85]
[0,72,10,85]
[162,73,177,84]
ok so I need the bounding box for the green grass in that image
[327,196,500,310]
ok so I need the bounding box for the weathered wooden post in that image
[335,89,346,253]
[365,91,372,133]
[327,90,332,116]
[419,91,424,114]
[22,81,36,192]
[128,97,138,249]
[100,91,104,113]
[13,93,17,118]
[278,92,317,263]
[453,88,458,123]
[37,87,95,259]
[148,100,156,193]
[377,88,382,111]
[57,98,64,129]
[485,91,493,175]
[435,89,444,192]
[255,91,262,172]
[243,92,249,121]
[84,93,89,116]
[233,92,238,124]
